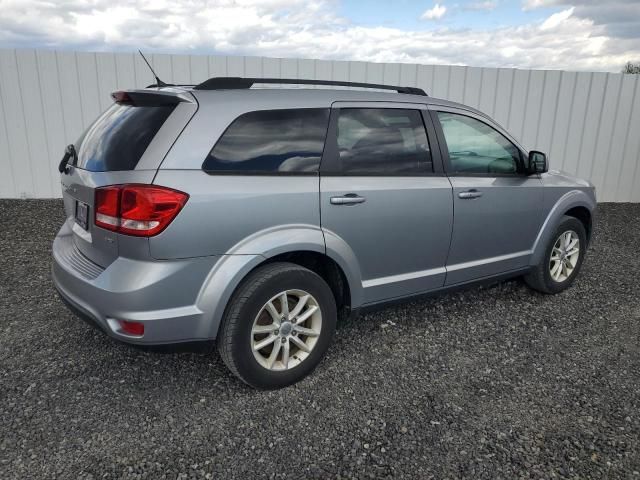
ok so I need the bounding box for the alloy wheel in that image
[251,289,322,371]
[549,230,580,283]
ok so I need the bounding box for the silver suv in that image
[53,77,596,389]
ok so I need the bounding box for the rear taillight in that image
[95,184,188,237]
[95,186,121,231]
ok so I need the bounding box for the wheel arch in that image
[196,226,363,339]
[531,190,596,266]
[261,251,353,319]
[564,205,593,245]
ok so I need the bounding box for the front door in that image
[320,103,453,304]
[431,108,544,285]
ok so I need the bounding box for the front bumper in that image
[52,224,220,346]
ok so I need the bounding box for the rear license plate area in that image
[75,201,89,230]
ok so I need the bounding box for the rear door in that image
[320,102,453,304]
[429,107,544,285]
[60,92,196,267]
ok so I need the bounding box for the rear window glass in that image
[203,108,330,173]
[75,104,174,171]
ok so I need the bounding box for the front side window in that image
[203,109,330,173]
[336,108,432,175]
[437,112,521,175]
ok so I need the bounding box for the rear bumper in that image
[52,223,221,346]
[55,291,214,353]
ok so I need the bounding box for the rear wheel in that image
[218,262,337,389]
[524,215,587,294]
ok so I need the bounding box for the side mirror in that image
[528,150,548,174]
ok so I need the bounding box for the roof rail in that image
[192,77,427,96]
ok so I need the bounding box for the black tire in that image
[217,262,337,389]
[524,215,587,294]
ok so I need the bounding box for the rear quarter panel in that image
[149,171,323,258]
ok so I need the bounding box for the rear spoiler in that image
[111,90,195,107]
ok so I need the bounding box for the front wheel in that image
[525,215,587,294]
[217,262,337,389]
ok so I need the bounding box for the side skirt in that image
[353,267,532,318]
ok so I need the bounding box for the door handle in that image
[458,190,483,199]
[330,194,366,205]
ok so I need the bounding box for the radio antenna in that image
[138,50,167,87]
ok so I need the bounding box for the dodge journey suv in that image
[53,77,596,389]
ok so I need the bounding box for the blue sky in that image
[0,0,638,72]
[338,0,557,30]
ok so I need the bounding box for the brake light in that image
[95,186,120,231]
[94,184,188,237]
[111,91,133,105]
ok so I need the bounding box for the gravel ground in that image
[0,200,639,479]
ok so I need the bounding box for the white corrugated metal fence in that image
[0,48,639,201]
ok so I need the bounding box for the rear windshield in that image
[75,104,174,171]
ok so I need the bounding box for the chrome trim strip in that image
[362,267,446,288]
[446,250,531,272]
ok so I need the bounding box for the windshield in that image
[75,103,174,171]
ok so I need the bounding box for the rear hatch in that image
[60,89,197,267]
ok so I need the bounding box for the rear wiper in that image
[58,144,77,173]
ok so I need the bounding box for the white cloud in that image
[523,0,640,40]
[541,7,574,30]
[421,3,447,20]
[466,1,498,11]
[0,0,638,72]
[522,0,555,11]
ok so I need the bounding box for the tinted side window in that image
[336,109,432,175]
[76,104,175,171]
[437,112,521,174]
[203,109,330,173]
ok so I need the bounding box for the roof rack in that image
[192,77,427,96]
